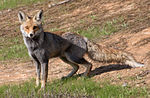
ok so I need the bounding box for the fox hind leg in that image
[79,58,92,77]
[60,57,79,79]
[63,52,92,77]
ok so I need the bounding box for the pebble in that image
[7,9,12,12]
[122,82,127,87]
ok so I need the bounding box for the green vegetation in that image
[0,36,29,61]
[0,0,47,10]
[0,78,148,97]
[75,17,127,39]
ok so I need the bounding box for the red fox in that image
[18,10,144,89]
[18,10,92,89]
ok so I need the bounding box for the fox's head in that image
[18,10,43,38]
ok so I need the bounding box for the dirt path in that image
[0,54,149,87]
[0,58,72,85]
[0,61,35,85]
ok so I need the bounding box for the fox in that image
[18,10,92,89]
[18,10,144,89]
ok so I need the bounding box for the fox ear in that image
[18,11,28,23]
[34,10,43,21]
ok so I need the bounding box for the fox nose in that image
[30,33,33,37]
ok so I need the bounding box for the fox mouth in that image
[27,34,40,40]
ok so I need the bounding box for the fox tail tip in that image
[125,60,144,68]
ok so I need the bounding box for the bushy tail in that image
[85,39,144,68]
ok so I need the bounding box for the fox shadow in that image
[74,64,132,78]
[89,64,132,77]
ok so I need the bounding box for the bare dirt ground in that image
[0,0,150,88]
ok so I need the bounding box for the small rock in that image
[122,82,127,87]
[48,4,56,8]
[7,9,12,12]
[48,4,52,8]
[136,84,140,87]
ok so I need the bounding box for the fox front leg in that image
[41,61,48,89]
[35,61,41,87]
[31,55,41,87]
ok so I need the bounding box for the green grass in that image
[75,23,116,39]
[0,77,148,97]
[74,17,127,39]
[0,0,47,10]
[0,36,29,61]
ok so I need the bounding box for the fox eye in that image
[33,26,38,30]
[25,26,29,29]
